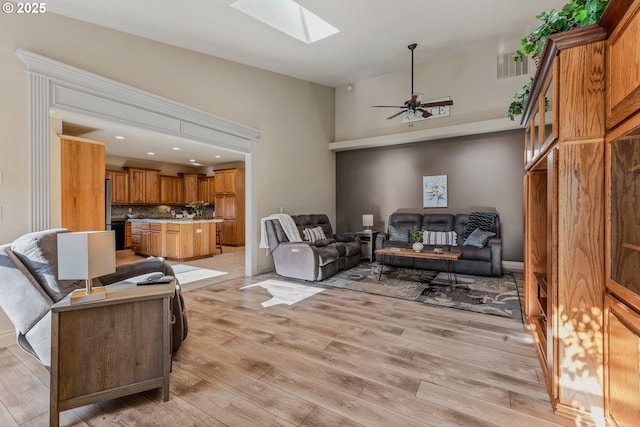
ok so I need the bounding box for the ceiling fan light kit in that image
[373,43,453,126]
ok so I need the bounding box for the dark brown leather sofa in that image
[376,212,502,276]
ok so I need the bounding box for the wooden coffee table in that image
[374,247,462,284]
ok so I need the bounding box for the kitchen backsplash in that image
[112,204,215,219]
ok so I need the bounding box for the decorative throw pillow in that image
[303,226,326,243]
[462,212,498,241]
[388,224,410,243]
[463,228,496,248]
[423,230,457,246]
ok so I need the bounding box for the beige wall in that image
[0,12,335,343]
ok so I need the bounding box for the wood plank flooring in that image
[0,250,575,426]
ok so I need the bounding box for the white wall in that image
[0,12,335,344]
[335,39,531,141]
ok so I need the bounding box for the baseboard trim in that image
[502,261,523,271]
[0,329,16,349]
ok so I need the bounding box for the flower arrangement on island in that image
[187,201,209,216]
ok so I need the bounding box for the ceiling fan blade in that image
[386,110,407,120]
[372,105,406,108]
[419,100,454,108]
[417,109,433,119]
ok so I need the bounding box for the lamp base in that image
[70,286,107,304]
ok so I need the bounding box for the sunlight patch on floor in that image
[240,279,324,307]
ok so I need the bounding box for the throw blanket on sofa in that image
[260,213,303,249]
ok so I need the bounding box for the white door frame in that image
[17,49,259,276]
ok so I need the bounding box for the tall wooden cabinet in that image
[523,1,640,424]
[60,136,106,232]
[214,168,244,246]
[603,1,640,424]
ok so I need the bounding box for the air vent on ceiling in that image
[497,51,529,80]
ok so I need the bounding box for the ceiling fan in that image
[373,43,453,121]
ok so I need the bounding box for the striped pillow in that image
[423,230,457,246]
[303,226,326,243]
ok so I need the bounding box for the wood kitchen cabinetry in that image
[214,168,244,246]
[179,173,200,205]
[105,169,129,205]
[198,176,216,203]
[125,167,160,204]
[160,176,183,205]
[130,220,220,261]
[60,135,106,232]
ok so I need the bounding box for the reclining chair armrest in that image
[96,258,173,286]
[487,237,502,276]
[271,242,319,281]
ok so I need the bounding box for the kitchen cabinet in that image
[214,168,244,246]
[179,173,200,204]
[198,176,216,203]
[125,220,132,249]
[131,222,161,256]
[105,169,129,205]
[60,135,106,232]
[125,167,160,204]
[130,219,220,261]
[160,176,183,205]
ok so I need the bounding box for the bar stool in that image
[215,228,223,254]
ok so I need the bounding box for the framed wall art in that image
[423,175,447,208]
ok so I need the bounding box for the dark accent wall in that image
[336,129,524,262]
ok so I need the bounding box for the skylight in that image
[230,0,339,44]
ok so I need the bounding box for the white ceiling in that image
[46,0,567,165]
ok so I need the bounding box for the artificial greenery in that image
[507,0,609,121]
[409,226,424,244]
[514,0,608,63]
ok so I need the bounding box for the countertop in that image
[127,218,223,224]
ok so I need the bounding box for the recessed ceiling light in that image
[215,155,222,158]
[191,162,202,166]
[189,159,196,162]
[172,147,180,151]
[147,152,155,156]
[230,0,339,44]
[115,135,125,140]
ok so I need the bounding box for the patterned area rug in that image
[321,262,522,319]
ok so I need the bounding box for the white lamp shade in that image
[57,231,116,280]
[362,214,374,227]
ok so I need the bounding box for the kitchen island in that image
[128,218,223,261]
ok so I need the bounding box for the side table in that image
[50,281,175,427]
[356,231,379,262]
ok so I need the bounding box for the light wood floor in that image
[0,249,575,427]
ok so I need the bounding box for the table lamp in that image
[362,214,374,232]
[57,231,116,303]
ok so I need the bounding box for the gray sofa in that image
[264,214,360,281]
[376,212,502,276]
[0,228,188,369]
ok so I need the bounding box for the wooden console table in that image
[50,282,175,427]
